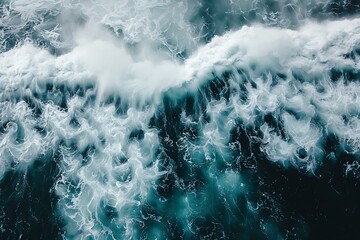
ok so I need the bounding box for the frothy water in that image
[1,0,360,239]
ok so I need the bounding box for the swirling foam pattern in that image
[1,0,360,239]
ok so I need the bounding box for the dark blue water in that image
[1,0,360,239]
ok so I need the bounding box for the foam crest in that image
[185,18,360,84]
[180,18,360,169]
[0,28,185,105]
[70,24,185,103]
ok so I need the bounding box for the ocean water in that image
[1,0,360,239]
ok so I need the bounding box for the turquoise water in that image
[1,0,360,239]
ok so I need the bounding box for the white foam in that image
[70,24,185,103]
[0,22,187,105]
[6,0,199,53]
[0,101,45,179]
[49,101,164,239]
[181,18,360,168]
[185,18,360,84]
[2,10,360,238]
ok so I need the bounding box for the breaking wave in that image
[1,0,360,239]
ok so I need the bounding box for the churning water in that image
[1,0,360,239]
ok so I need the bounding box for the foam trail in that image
[179,18,360,170]
[0,22,178,238]
[53,104,163,239]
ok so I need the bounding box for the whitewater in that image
[1,0,360,239]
